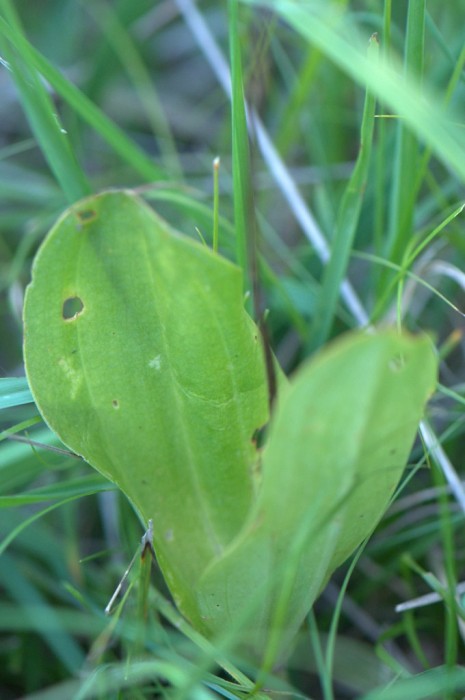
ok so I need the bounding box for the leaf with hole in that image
[23,190,437,663]
[23,190,271,611]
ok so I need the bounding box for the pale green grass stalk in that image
[308,610,332,699]
[368,201,465,325]
[228,0,255,301]
[385,0,426,267]
[275,44,323,158]
[308,33,378,350]
[432,462,459,680]
[212,157,220,252]
[373,0,391,281]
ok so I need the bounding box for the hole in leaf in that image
[76,208,97,226]
[112,399,120,409]
[62,296,84,320]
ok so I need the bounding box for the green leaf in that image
[23,190,437,664]
[193,332,437,660]
[23,190,270,614]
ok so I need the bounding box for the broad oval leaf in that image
[23,190,270,611]
[194,332,437,659]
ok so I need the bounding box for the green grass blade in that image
[0,3,90,202]
[0,551,85,672]
[84,0,183,180]
[228,0,254,301]
[0,475,111,507]
[0,496,98,556]
[275,43,323,157]
[369,201,465,324]
[0,12,166,185]
[0,377,33,409]
[360,665,465,699]
[308,34,378,350]
[308,610,333,700]
[212,157,220,253]
[431,462,459,674]
[385,0,426,265]
[241,0,465,186]
[373,0,391,277]
[0,417,42,443]
[151,586,256,690]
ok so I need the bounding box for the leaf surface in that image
[23,190,270,609]
[194,332,437,657]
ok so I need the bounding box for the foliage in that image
[23,189,437,666]
[1,0,465,698]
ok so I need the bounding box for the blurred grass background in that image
[1,0,465,697]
